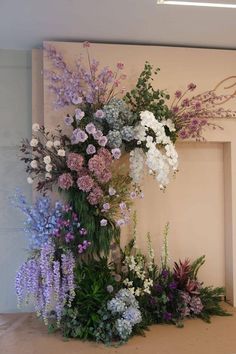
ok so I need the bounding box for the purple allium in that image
[58,173,73,190]
[85,123,96,135]
[77,175,94,192]
[100,219,108,226]
[95,109,105,119]
[64,115,73,126]
[98,136,108,147]
[86,144,96,155]
[111,148,121,160]
[75,108,85,120]
[67,152,84,172]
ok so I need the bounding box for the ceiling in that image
[0,0,236,50]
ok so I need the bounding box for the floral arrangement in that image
[14,42,235,344]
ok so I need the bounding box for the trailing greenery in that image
[61,258,118,340]
[198,287,231,323]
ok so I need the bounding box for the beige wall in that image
[34,42,236,304]
[0,49,32,312]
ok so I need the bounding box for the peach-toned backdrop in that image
[32,42,236,305]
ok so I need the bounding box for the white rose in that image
[57,149,66,157]
[30,138,38,147]
[46,140,53,149]
[43,156,51,164]
[45,172,52,179]
[45,164,52,172]
[27,176,33,184]
[53,140,61,148]
[32,123,40,132]
[30,160,38,169]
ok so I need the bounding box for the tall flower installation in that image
[14,42,235,344]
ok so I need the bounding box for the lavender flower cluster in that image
[15,242,75,325]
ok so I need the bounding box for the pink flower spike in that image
[175,90,182,99]
[188,83,197,91]
[83,41,90,48]
[117,62,124,70]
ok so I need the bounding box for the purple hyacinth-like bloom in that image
[64,115,73,126]
[98,136,108,147]
[111,148,121,160]
[86,144,96,155]
[85,123,96,135]
[163,312,172,321]
[95,109,105,119]
[75,108,85,120]
[161,269,169,278]
[71,128,88,144]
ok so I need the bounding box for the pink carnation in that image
[88,154,105,175]
[87,185,103,205]
[97,169,112,183]
[77,175,94,192]
[58,173,73,190]
[67,152,84,172]
[98,148,113,167]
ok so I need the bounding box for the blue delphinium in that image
[11,191,63,250]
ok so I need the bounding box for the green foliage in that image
[190,255,205,280]
[198,286,231,323]
[124,62,170,119]
[61,258,118,340]
[65,188,120,256]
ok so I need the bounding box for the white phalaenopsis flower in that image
[43,156,51,164]
[46,140,53,149]
[45,164,52,172]
[53,140,61,148]
[30,160,38,169]
[30,138,38,147]
[57,149,66,157]
[45,172,52,179]
[130,111,178,189]
[27,176,33,184]
[32,123,40,132]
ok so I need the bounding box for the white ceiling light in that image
[157,0,236,7]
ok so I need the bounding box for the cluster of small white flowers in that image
[130,111,178,189]
[147,233,155,272]
[123,254,153,296]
